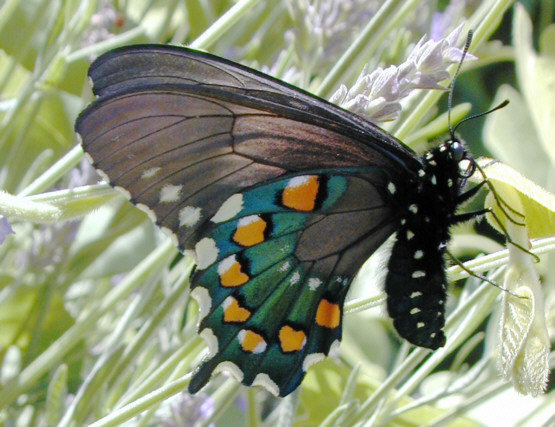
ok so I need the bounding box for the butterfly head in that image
[444,137,476,179]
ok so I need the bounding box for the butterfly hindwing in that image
[188,172,398,396]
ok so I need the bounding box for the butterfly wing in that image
[75,45,425,396]
[76,45,424,249]
[85,45,418,164]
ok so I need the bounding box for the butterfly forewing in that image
[77,80,412,249]
[86,45,420,165]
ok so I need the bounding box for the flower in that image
[285,0,379,75]
[0,216,14,244]
[156,393,215,427]
[330,24,475,122]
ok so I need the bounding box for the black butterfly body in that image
[76,45,476,396]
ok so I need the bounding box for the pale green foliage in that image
[0,1,553,426]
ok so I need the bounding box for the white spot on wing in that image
[140,167,161,180]
[221,296,233,310]
[288,175,311,188]
[215,361,243,383]
[191,287,212,323]
[414,250,424,259]
[279,261,290,272]
[412,270,425,278]
[179,206,202,228]
[211,193,244,223]
[335,276,348,286]
[114,184,132,200]
[160,184,182,203]
[218,255,237,276]
[407,230,414,240]
[290,272,300,285]
[409,204,418,214]
[237,215,260,226]
[238,330,266,354]
[410,291,423,298]
[329,339,341,358]
[410,307,421,315]
[302,353,325,372]
[195,238,219,269]
[417,322,425,328]
[199,328,218,356]
[252,373,279,396]
[387,182,396,194]
[308,278,322,291]
[135,202,157,222]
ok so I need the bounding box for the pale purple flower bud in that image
[0,217,14,244]
[332,24,475,122]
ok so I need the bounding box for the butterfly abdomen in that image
[385,140,469,349]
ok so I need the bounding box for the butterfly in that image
[75,44,483,397]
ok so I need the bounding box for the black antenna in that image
[453,100,510,135]
[448,30,473,139]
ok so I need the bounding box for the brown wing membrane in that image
[77,85,412,248]
[86,45,419,167]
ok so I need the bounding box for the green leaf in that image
[46,364,68,426]
[483,85,550,186]
[477,160,555,239]
[513,4,555,166]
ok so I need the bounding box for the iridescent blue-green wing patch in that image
[187,171,397,396]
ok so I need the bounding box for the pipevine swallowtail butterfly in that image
[75,42,495,397]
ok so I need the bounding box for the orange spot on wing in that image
[282,175,320,211]
[219,259,249,287]
[233,215,267,247]
[239,329,266,353]
[223,297,251,323]
[279,325,307,352]
[315,299,341,329]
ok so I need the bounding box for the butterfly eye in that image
[450,139,465,161]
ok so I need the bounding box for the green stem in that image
[0,240,176,408]
[190,0,263,50]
